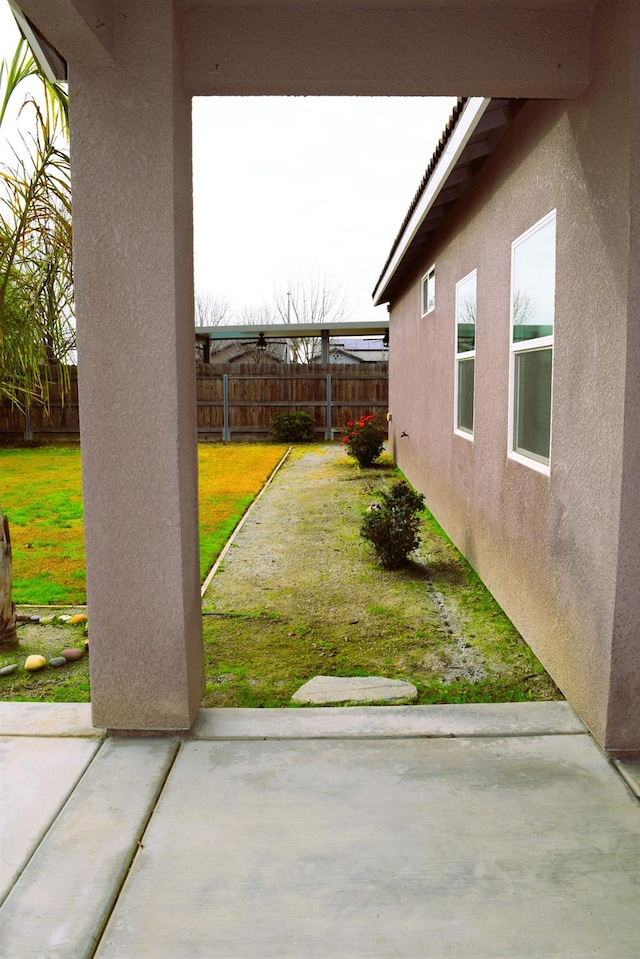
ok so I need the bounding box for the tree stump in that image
[0,508,18,649]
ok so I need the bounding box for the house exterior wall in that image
[388,0,636,748]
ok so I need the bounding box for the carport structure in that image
[11,1,633,746]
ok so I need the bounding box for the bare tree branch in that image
[195,292,231,327]
[272,273,353,363]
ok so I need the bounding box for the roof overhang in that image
[8,0,68,82]
[373,96,524,306]
[199,320,389,341]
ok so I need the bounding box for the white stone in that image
[291,675,417,705]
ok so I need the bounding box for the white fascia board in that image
[8,1,67,83]
[373,97,491,306]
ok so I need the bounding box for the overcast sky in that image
[1,0,456,322]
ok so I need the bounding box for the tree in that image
[512,290,535,327]
[0,40,71,642]
[273,273,352,363]
[237,303,278,327]
[195,292,230,327]
[0,39,73,411]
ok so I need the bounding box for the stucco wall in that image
[388,1,634,747]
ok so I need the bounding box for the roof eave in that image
[373,96,492,307]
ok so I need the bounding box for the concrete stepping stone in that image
[292,675,417,705]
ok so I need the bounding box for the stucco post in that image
[70,0,204,730]
[606,0,640,754]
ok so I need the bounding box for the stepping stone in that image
[292,675,418,705]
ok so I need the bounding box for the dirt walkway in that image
[201,445,559,707]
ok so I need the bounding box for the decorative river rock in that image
[49,657,68,668]
[25,655,46,671]
[0,664,18,676]
[70,614,88,625]
[61,648,84,662]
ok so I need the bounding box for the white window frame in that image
[421,264,436,317]
[454,268,477,440]
[508,210,556,475]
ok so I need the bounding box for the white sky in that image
[1,0,456,323]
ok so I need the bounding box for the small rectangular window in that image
[454,269,477,437]
[421,265,435,316]
[514,347,552,461]
[509,210,556,471]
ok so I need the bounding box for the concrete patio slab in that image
[0,738,177,959]
[0,736,99,904]
[191,701,586,740]
[95,732,640,958]
[0,702,103,737]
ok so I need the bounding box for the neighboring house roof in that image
[373,97,525,306]
[328,347,388,364]
[201,341,289,364]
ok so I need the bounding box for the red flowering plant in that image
[341,413,385,467]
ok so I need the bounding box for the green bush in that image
[342,414,385,466]
[270,410,316,443]
[360,480,425,568]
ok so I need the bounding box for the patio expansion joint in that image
[88,739,184,958]
[195,729,591,743]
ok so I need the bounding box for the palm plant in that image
[0,39,72,644]
[0,38,73,411]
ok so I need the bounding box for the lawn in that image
[0,443,288,605]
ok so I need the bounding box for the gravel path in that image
[202,445,488,684]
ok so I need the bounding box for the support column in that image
[321,329,330,364]
[606,0,640,753]
[70,0,204,730]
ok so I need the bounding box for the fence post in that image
[325,373,332,440]
[23,397,33,443]
[222,373,230,441]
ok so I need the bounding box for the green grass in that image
[0,443,287,604]
[0,444,560,707]
[199,452,560,708]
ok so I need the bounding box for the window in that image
[509,211,556,471]
[454,269,477,437]
[421,265,435,316]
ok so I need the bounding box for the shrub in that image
[270,410,316,443]
[342,414,385,467]
[360,480,425,568]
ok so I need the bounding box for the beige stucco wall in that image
[388,0,637,748]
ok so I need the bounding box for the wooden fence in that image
[0,369,80,441]
[197,362,388,440]
[0,362,388,442]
